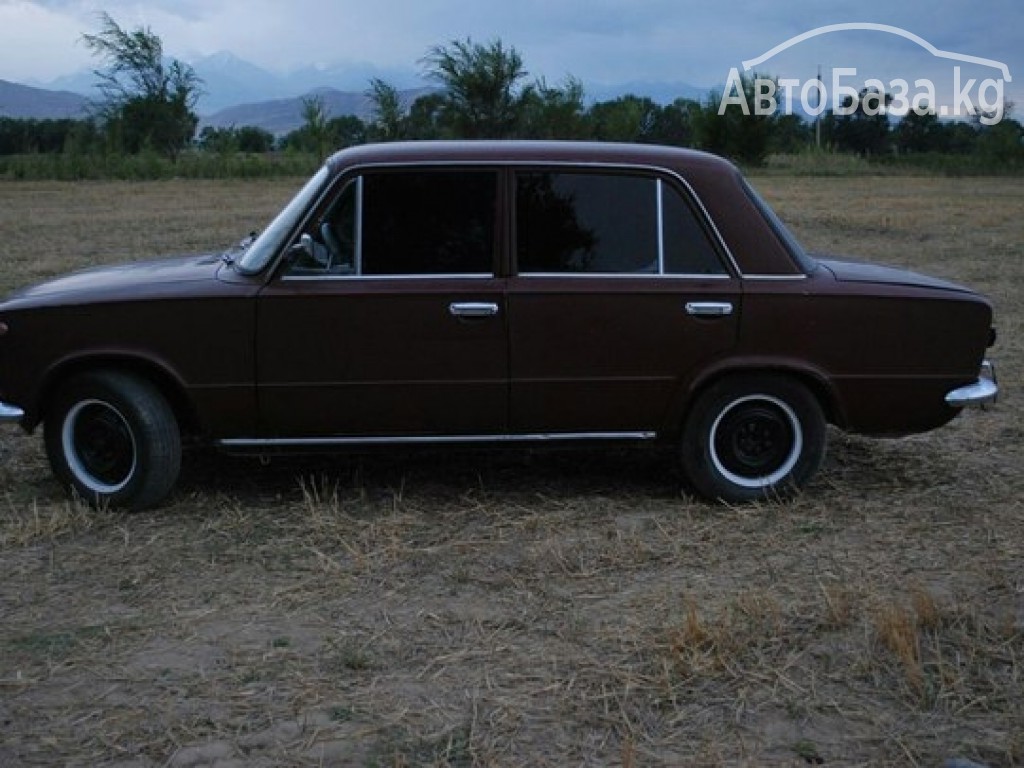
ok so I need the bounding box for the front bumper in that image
[0,400,25,424]
[945,360,999,408]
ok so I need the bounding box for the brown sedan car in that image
[0,141,998,508]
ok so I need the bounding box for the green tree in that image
[235,126,275,153]
[648,98,700,147]
[423,38,531,138]
[198,125,275,154]
[769,113,812,154]
[520,76,589,139]
[589,95,659,142]
[327,115,368,148]
[82,12,201,159]
[198,126,238,154]
[301,94,331,160]
[366,78,405,141]
[694,72,779,165]
[895,107,942,154]
[829,87,892,157]
[975,117,1024,168]
[405,92,447,139]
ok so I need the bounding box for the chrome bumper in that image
[945,360,998,408]
[0,400,25,424]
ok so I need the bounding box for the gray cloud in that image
[1,0,1019,106]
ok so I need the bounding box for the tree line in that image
[2,16,1021,173]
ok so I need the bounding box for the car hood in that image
[814,256,974,293]
[1,253,225,308]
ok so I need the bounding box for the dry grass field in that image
[0,173,1021,767]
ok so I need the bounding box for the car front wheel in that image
[44,371,181,510]
[681,374,826,503]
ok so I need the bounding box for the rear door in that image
[507,169,741,434]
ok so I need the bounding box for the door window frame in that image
[511,168,734,280]
[279,166,504,282]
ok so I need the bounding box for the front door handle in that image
[449,302,500,318]
[685,301,734,317]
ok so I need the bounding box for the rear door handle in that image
[685,301,734,317]
[449,302,500,318]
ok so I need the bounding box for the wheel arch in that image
[671,360,846,438]
[35,353,199,437]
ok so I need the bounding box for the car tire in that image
[44,370,181,510]
[681,374,826,503]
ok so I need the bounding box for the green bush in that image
[0,151,319,181]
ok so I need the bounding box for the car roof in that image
[327,140,737,175]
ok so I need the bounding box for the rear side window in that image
[662,184,730,275]
[516,173,658,273]
[515,171,726,276]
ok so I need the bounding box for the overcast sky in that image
[1,0,1020,110]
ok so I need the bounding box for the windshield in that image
[236,165,331,274]
[741,179,818,274]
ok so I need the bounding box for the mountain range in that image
[7,50,711,136]
[0,79,90,120]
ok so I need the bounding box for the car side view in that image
[0,141,999,509]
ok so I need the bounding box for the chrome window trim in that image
[282,271,734,282]
[516,272,733,280]
[281,273,495,282]
[344,158,747,276]
[219,431,657,448]
[656,179,666,275]
[354,174,364,275]
[743,274,810,281]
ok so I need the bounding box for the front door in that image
[255,168,507,438]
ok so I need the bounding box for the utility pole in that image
[815,65,822,149]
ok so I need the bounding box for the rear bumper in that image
[0,400,25,424]
[945,360,998,408]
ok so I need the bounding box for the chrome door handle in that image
[449,302,499,318]
[685,301,733,317]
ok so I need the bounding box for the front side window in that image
[362,171,497,275]
[515,171,727,276]
[288,169,499,277]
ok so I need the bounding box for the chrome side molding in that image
[0,401,25,424]
[218,431,657,449]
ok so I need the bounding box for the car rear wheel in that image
[681,374,826,503]
[44,371,181,510]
